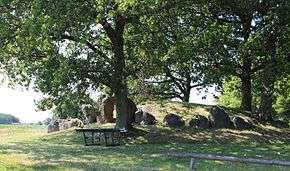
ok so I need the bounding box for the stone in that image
[208,106,232,128]
[163,113,185,127]
[134,109,144,124]
[69,118,84,128]
[189,115,209,129]
[48,118,84,133]
[47,120,60,133]
[127,98,138,126]
[102,97,115,123]
[82,105,97,124]
[142,112,156,125]
[232,116,254,130]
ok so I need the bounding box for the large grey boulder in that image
[208,107,232,128]
[163,113,185,127]
[142,112,156,125]
[232,116,254,129]
[134,109,144,124]
[48,118,84,133]
[47,120,60,133]
[134,109,156,125]
[189,115,209,129]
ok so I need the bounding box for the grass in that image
[0,101,290,171]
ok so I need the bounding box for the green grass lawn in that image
[0,102,290,170]
[1,124,290,171]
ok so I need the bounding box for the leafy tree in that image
[274,76,290,119]
[0,0,186,129]
[196,0,290,113]
[36,91,95,120]
[217,76,242,109]
[129,4,217,103]
[0,113,19,124]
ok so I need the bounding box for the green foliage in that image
[36,91,96,119]
[274,76,290,118]
[219,75,290,120]
[218,76,242,109]
[0,113,19,124]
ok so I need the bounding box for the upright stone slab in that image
[208,106,232,128]
[102,97,115,123]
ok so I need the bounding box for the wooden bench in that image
[165,151,290,170]
[76,128,127,146]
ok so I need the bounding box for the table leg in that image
[83,132,88,146]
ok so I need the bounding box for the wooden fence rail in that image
[165,152,290,170]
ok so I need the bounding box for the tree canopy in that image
[1,0,289,125]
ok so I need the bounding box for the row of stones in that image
[134,106,254,130]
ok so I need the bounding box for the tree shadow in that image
[1,125,290,170]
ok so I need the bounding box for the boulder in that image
[127,98,138,126]
[232,116,254,130]
[163,113,185,127]
[47,120,60,133]
[102,97,115,123]
[134,109,144,124]
[69,118,84,128]
[59,120,71,130]
[48,118,84,133]
[142,112,156,125]
[189,115,209,129]
[208,106,232,128]
[82,105,97,124]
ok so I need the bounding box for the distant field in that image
[1,102,290,171]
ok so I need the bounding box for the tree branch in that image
[164,67,185,93]
[190,83,206,89]
[101,19,116,42]
[59,34,109,60]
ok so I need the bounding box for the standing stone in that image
[102,97,115,123]
[47,120,60,133]
[142,112,156,125]
[127,98,138,126]
[189,115,209,129]
[134,109,144,124]
[163,113,185,127]
[232,116,254,129]
[208,107,232,128]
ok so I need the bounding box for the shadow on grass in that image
[1,125,290,171]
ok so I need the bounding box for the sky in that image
[0,75,217,123]
[0,76,52,123]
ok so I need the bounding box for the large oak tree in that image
[0,0,186,129]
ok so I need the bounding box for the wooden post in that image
[190,158,197,170]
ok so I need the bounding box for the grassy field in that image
[1,102,290,171]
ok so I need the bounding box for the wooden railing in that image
[165,152,290,170]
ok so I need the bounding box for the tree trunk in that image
[183,90,190,103]
[113,37,131,129]
[104,16,132,130]
[258,64,274,121]
[182,72,191,103]
[258,32,277,121]
[240,69,252,112]
[259,71,274,121]
[240,17,253,112]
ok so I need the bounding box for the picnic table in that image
[76,128,128,146]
